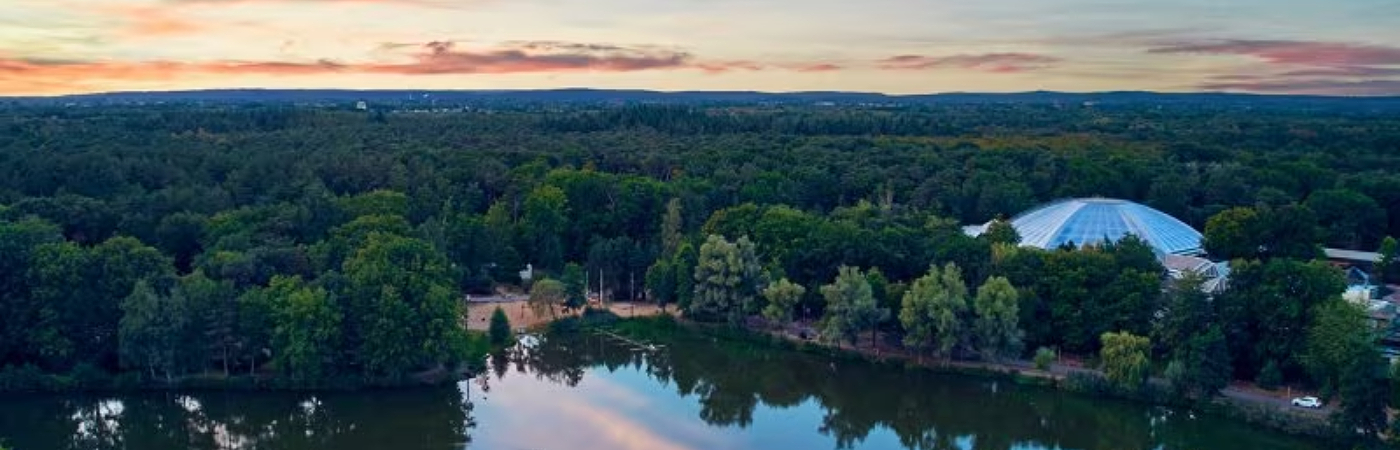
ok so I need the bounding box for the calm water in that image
[0,329,1331,450]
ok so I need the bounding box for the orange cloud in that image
[97,4,208,38]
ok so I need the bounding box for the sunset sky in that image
[3,0,1399,96]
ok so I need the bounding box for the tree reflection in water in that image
[495,329,1325,450]
[0,387,475,450]
[0,329,1324,450]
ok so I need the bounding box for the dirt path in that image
[465,300,666,331]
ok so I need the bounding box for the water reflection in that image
[470,330,1326,450]
[0,386,474,450]
[1,329,1326,450]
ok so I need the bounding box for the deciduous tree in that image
[268,276,341,383]
[973,276,1022,361]
[1305,299,1373,391]
[528,278,566,320]
[561,263,587,312]
[343,233,467,379]
[689,235,764,324]
[820,266,879,347]
[1100,331,1151,391]
[761,278,806,330]
[119,280,189,382]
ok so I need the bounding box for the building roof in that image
[1324,248,1383,264]
[968,198,1205,256]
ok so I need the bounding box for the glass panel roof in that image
[987,198,1204,256]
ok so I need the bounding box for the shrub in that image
[68,363,111,391]
[0,364,54,393]
[1033,347,1057,371]
[1063,371,1111,395]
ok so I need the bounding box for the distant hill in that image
[6,88,1400,111]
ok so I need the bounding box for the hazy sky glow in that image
[2,0,1399,95]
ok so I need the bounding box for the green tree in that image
[155,212,207,273]
[1378,236,1397,284]
[689,235,764,324]
[1153,273,1212,358]
[1304,299,1373,391]
[0,218,63,367]
[645,259,677,310]
[980,219,1020,245]
[673,241,698,311]
[900,263,968,358]
[561,262,587,312]
[119,280,190,382]
[973,276,1021,361]
[521,185,569,272]
[1177,326,1232,399]
[761,278,806,329]
[528,278,566,320]
[1334,346,1390,442]
[489,307,512,346]
[235,286,274,375]
[337,189,410,219]
[268,276,341,383]
[1218,259,1344,381]
[1203,207,1261,260]
[819,266,879,347]
[1100,331,1151,391]
[1307,188,1385,250]
[181,271,239,376]
[661,197,684,256]
[343,233,468,379]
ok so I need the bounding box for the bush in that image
[489,306,512,346]
[1257,360,1283,390]
[1034,347,1056,371]
[1063,371,1112,395]
[0,364,55,393]
[68,363,111,391]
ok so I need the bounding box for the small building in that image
[1162,254,1230,294]
[1325,247,1382,272]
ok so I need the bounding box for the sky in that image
[2,0,1399,96]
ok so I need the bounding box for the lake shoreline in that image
[601,314,1341,443]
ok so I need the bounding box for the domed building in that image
[963,198,1205,257]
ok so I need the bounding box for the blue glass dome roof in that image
[967,198,1204,256]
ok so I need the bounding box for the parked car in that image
[1291,396,1322,408]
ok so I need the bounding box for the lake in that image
[0,326,1331,450]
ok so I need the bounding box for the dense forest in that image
[1,101,1398,436]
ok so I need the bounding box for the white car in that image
[1291,396,1322,408]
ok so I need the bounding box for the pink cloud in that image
[1147,39,1400,67]
[877,53,1060,73]
[364,41,692,74]
[0,41,843,94]
[788,63,843,72]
